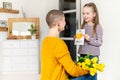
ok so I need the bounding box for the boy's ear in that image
[57,21,61,27]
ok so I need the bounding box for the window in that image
[59,0,81,61]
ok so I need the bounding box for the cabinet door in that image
[59,0,81,61]
[20,40,39,48]
[2,40,20,48]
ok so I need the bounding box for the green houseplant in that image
[28,24,37,39]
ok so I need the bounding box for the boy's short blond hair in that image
[46,9,64,28]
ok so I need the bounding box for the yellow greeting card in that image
[75,29,85,45]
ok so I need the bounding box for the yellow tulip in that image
[97,63,105,72]
[91,57,98,63]
[77,62,82,67]
[90,68,97,76]
[100,63,105,68]
[81,62,86,66]
[81,62,88,70]
[93,63,98,69]
[85,59,91,65]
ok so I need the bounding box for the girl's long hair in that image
[81,2,99,36]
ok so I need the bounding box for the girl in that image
[78,2,103,80]
[71,2,103,80]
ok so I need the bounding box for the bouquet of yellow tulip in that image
[77,53,105,76]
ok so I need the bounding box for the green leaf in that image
[78,56,84,62]
[31,24,34,28]
[77,53,92,62]
[27,24,37,35]
[84,53,91,59]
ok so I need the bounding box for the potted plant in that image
[28,24,37,39]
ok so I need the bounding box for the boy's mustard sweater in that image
[40,37,87,80]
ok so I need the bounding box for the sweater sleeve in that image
[54,40,88,77]
[88,25,103,47]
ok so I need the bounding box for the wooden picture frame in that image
[8,18,40,39]
[3,2,12,9]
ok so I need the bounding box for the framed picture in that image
[3,2,12,9]
[0,20,7,27]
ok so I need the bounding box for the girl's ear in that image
[93,12,96,17]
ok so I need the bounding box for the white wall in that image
[0,0,22,80]
[82,0,120,80]
[99,1,120,80]
[21,0,59,41]
[0,0,23,20]
[0,0,58,40]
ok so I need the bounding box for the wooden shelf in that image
[0,27,8,31]
[0,8,19,14]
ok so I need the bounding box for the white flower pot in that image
[31,35,36,39]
